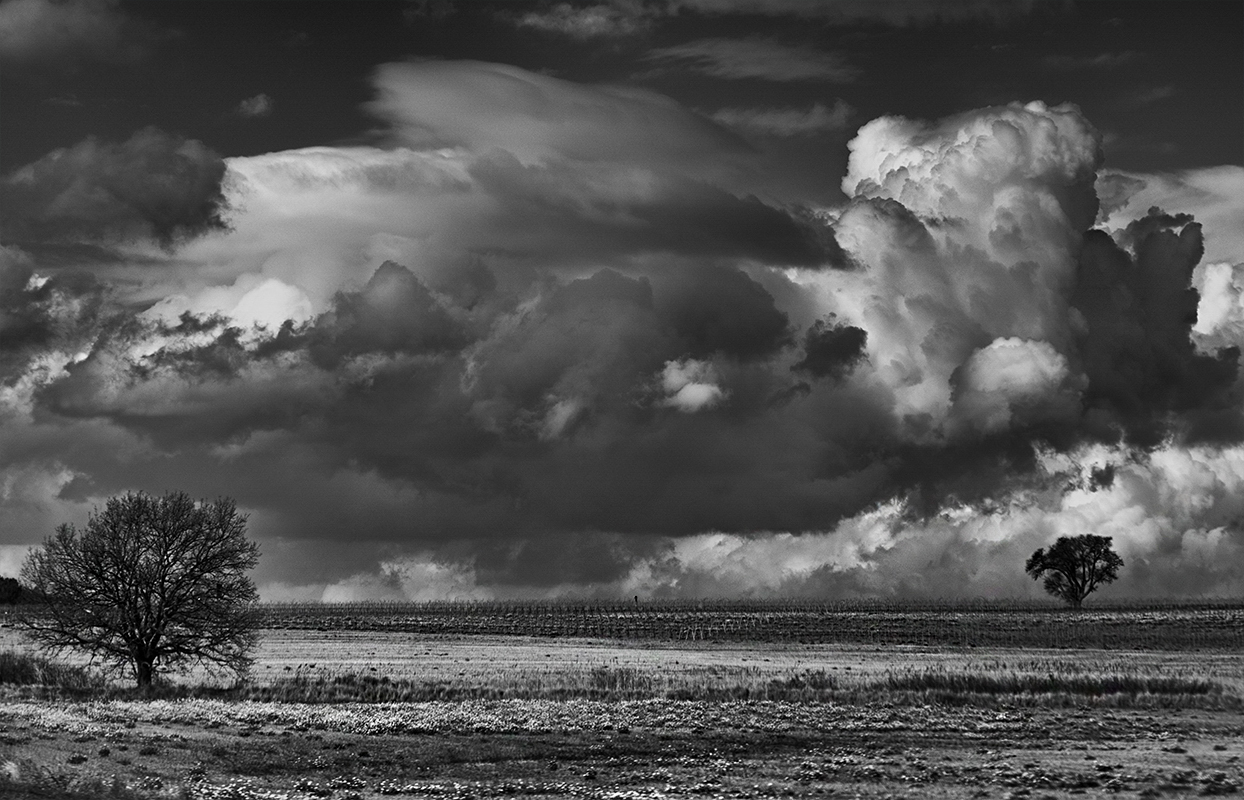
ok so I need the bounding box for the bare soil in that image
[2,629,1242,798]
[1,694,1242,798]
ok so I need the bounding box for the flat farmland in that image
[259,600,1244,650]
[2,602,1243,799]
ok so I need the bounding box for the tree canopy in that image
[1025,534,1124,608]
[20,491,260,687]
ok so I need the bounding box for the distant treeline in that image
[0,577,52,605]
[0,576,22,604]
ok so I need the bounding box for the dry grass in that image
[0,650,106,691]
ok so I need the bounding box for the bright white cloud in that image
[807,101,1101,430]
[144,275,314,330]
[660,358,725,412]
[320,556,489,602]
[951,338,1081,434]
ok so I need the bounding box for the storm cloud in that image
[2,56,1242,602]
[1,127,229,247]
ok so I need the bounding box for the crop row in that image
[255,603,1244,650]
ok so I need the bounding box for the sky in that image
[1,0,1242,602]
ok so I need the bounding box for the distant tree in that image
[1025,534,1123,608]
[0,576,19,604]
[19,491,261,687]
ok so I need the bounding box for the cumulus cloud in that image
[711,101,853,137]
[0,127,229,247]
[1072,211,1240,445]
[647,37,858,82]
[289,438,1244,602]
[1097,166,1244,267]
[1194,262,1244,353]
[815,101,1102,431]
[660,359,725,412]
[3,63,1242,600]
[950,337,1081,434]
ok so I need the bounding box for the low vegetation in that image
[2,603,1242,800]
[2,649,1235,711]
[0,650,105,692]
[253,598,1244,650]
[235,666,1236,709]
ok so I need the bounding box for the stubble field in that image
[1,601,1242,799]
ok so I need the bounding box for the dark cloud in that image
[0,246,104,381]
[0,249,49,360]
[711,101,853,138]
[139,321,249,380]
[497,0,1045,38]
[308,261,470,369]
[4,69,1242,603]
[1,127,229,247]
[1042,51,1140,71]
[646,37,858,82]
[792,317,867,379]
[471,531,652,588]
[655,264,792,361]
[468,151,835,266]
[467,269,665,417]
[1095,170,1147,220]
[1072,209,1241,446]
[668,0,1043,25]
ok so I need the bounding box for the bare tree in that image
[20,491,260,687]
[1025,534,1123,608]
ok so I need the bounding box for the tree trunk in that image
[136,659,153,687]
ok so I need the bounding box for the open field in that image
[257,600,1244,650]
[1,602,1243,798]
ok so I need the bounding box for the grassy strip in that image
[880,669,1221,696]
[0,650,106,691]
[233,668,1233,707]
[1,649,1236,709]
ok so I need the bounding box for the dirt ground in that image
[1,630,1242,798]
[2,695,1242,798]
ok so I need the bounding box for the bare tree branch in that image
[18,492,260,688]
